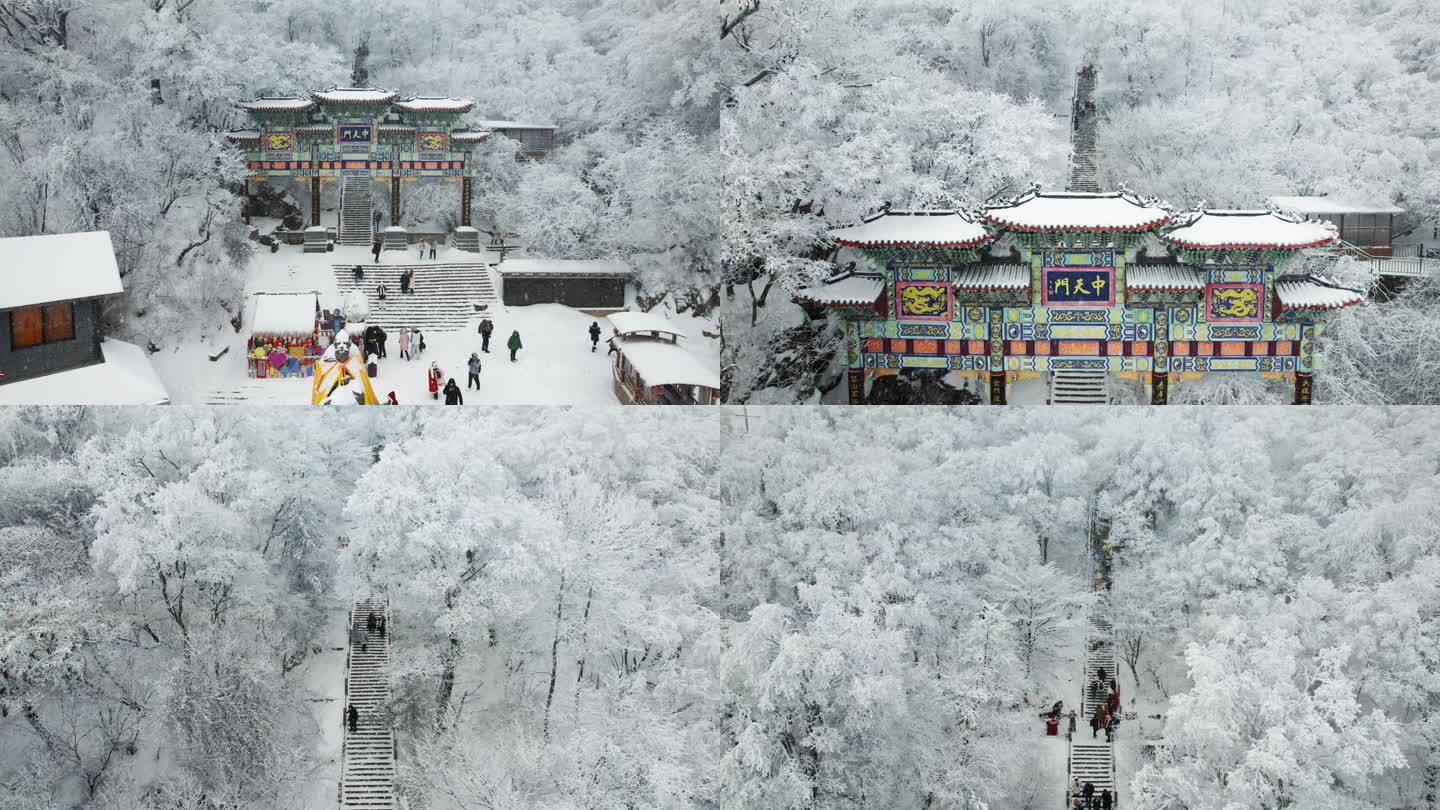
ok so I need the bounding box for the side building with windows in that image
[0,231,169,404]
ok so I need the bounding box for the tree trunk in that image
[435,633,461,727]
[542,572,565,743]
[572,585,592,718]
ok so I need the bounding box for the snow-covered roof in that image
[1164,210,1337,251]
[951,264,1030,291]
[985,190,1170,233]
[1126,264,1206,292]
[607,311,687,338]
[0,231,124,309]
[497,259,631,277]
[1275,277,1365,311]
[451,130,492,144]
[795,274,886,306]
[395,97,475,113]
[615,338,720,390]
[477,119,556,130]
[1269,196,1405,216]
[225,130,261,142]
[378,124,417,132]
[0,339,168,405]
[830,210,993,249]
[237,97,316,113]
[313,88,399,105]
[295,124,333,134]
[251,292,318,336]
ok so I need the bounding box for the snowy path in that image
[342,597,396,809]
[1069,597,1118,805]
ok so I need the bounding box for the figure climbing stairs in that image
[1069,597,1118,804]
[340,177,374,247]
[341,596,395,810]
[331,263,498,332]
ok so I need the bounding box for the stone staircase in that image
[340,177,374,247]
[341,596,395,810]
[1050,368,1109,404]
[1070,599,1118,805]
[1068,64,1101,193]
[332,263,498,332]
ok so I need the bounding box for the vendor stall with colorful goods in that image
[248,292,323,378]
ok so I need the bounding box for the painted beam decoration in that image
[417,131,448,152]
[1205,283,1263,323]
[895,281,951,321]
[263,131,295,152]
[337,123,374,146]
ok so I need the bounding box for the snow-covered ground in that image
[148,237,718,405]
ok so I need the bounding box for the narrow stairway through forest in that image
[341,596,396,810]
[1068,597,1118,806]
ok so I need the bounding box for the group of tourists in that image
[344,609,388,735]
[1088,668,1121,743]
[1070,779,1114,810]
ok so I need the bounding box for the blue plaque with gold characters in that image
[337,124,374,146]
[1042,268,1114,307]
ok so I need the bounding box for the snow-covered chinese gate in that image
[227,89,546,249]
[802,196,1365,405]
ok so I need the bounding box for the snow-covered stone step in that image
[341,597,395,810]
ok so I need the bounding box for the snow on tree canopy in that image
[312,88,400,105]
[1275,277,1366,311]
[1163,210,1337,251]
[828,209,993,249]
[250,292,318,337]
[984,190,1170,233]
[795,273,887,306]
[0,231,124,309]
[476,119,556,130]
[394,97,476,113]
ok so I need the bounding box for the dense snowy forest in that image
[0,407,720,807]
[0,0,722,346]
[718,0,1440,403]
[719,407,1440,809]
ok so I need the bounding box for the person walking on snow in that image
[398,327,411,361]
[428,362,442,400]
[372,209,382,232]
[467,353,482,390]
[377,616,386,638]
[352,264,365,281]
[478,318,494,353]
[589,321,601,352]
[377,326,388,359]
[346,703,358,734]
[371,239,382,264]
[417,240,425,260]
[376,282,387,302]
[1108,687,1120,715]
[1067,709,1077,738]
[443,378,463,405]
[1100,788,1112,809]
[366,612,376,634]
[1090,708,1101,738]
[507,330,522,362]
[428,240,437,260]
[606,327,620,355]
